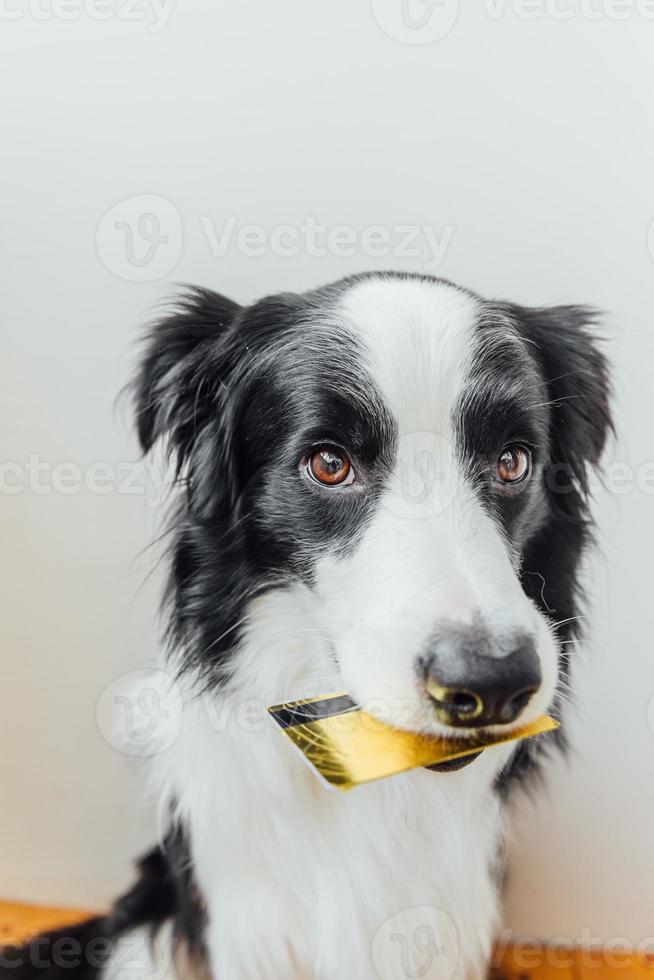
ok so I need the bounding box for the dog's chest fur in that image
[143,591,512,980]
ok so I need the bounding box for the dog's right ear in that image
[134,287,242,511]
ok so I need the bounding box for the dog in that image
[5,272,611,980]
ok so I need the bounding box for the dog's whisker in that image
[526,393,585,410]
[551,614,586,631]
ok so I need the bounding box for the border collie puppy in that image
[5,272,610,980]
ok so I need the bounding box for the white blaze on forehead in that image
[338,276,481,434]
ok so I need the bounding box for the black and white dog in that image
[7,272,611,980]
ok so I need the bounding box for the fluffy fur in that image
[2,272,611,980]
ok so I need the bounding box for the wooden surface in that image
[0,901,99,948]
[489,945,654,978]
[2,901,654,977]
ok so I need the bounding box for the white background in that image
[2,0,654,947]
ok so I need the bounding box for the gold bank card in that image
[268,693,558,792]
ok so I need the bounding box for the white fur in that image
[110,588,512,980]
[107,277,560,980]
[326,277,558,735]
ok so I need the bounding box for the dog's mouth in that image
[424,751,482,773]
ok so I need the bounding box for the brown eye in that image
[496,446,531,485]
[307,447,353,486]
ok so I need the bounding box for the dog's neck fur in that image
[144,586,515,980]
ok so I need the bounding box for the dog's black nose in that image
[423,625,541,728]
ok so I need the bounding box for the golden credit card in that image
[268,692,558,792]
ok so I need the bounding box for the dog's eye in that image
[307,446,353,487]
[495,445,531,485]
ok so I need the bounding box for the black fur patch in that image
[490,302,612,792]
[0,918,113,980]
[0,827,205,980]
[134,282,394,685]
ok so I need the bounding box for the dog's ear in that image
[510,304,612,497]
[134,287,242,515]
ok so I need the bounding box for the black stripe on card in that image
[269,694,358,730]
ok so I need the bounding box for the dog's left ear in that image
[133,287,243,516]
[509,304,612,492]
